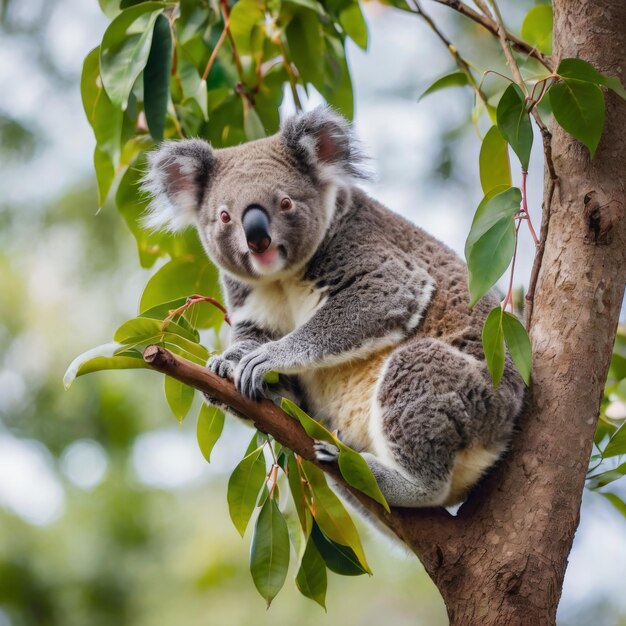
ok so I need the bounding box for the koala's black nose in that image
[242,206,271,254]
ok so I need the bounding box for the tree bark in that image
[143,2,626,623]
[432,1,626,623]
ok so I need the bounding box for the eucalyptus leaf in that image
[603,422,626,458]
[339,3,367,51]
[587,462,626,490]
[196,404,225,462]
[250,498,290,606]
[100,2,166,109]
[465,187,520,306]
[63,343,148,388]
[601,492,626,518]
[502,311,532,385]
[164,375,194,421]
[300,460,371,573]
[287,453,311,535]
[496,84,533,171]
[337,445,389,512]
[549,78,605,157]
[139,258,221,329]
[556,58,626,100]
[81,46,123,163]
[311,520,368,576]
[296,535,327,609]
[419,71,469,101]
[520,5,552,55]
[286,9,324,85]
[144,13,172,141]
[227,446,267,537]
[482,306,506,387]
[479,126,512,194]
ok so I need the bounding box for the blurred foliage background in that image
[1,0,625,625]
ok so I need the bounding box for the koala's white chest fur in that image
[232,278,327,336]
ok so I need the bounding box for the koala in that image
[144,107,526,508]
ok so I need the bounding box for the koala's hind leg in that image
[362,338,500,508]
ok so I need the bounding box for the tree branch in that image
[431,0,554,71]
[142,345,458,560]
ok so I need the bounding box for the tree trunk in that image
[422,1,626,623]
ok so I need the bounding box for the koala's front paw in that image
[235,345,275,401]
[314,440,340,463]
[207,354,236,380]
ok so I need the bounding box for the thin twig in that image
[525,176,557,329]
[488,0,526,92]
[219,0,245,82]
[202,13,230,81]
[431,0,553,71]
[410,0,490,108]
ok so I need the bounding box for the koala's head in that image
[143,107,366,282]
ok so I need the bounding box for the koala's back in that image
[299,189,525,504]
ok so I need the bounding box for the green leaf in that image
[496,83,533,171]
[502,311,532,385]
[587,462,626,490]
[339,3,367,50]
[286,453,311,535]
[603,422,626,458]
[81,46,123,163]
[320,33,353,119]
[98,0,122,19]
[311,520,368,576]
[482,307,505,386]
[280,398,337,445]
[465,187,521,306]
[337,446,389,512]
[227,446,267,537]
[164,375,194,421]
[196,404,225,463]
[549,78,605,157]
[479,126,512,194]
[300,460,371,573]
[280,398,388,510]
[100,2,166,109]
[419,71,469,101]
[94,146,116,207]
[286,9,324,85]
[114,316,198,345]
[229,0,265,55]
[250,497,290,607]
[556,58,626,100]
[601,492,626,518]
[64,343,148,388]
[520,5,552,56]
[243,103,266,140]
[140,258,221,329]
[114,317,209,365]
[295,535,327,609]
[144,13,172,141]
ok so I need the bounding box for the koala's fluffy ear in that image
[142,139,215,231]
[280,106,368,184]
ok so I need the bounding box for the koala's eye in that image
[280,197,293,211]
[219,210,231,224]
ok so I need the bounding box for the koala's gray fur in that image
[144,107,526,508]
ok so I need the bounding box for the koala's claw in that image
[314,440,340,463]
[235,348,273,402]
[207,355,235,380]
